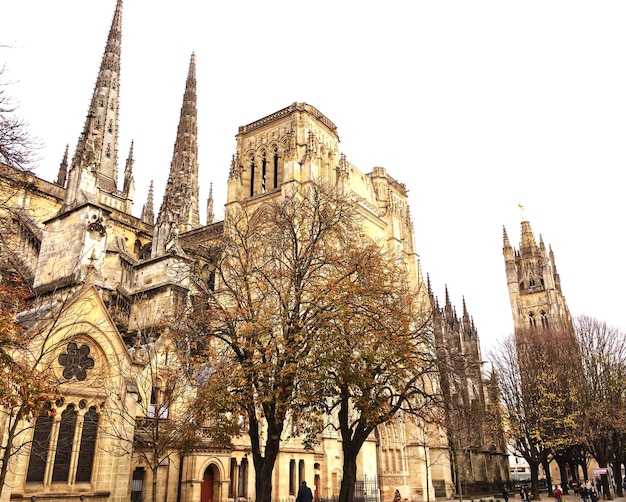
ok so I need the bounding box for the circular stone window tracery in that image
[58,342,95,381]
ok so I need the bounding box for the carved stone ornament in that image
[58,342,95,381]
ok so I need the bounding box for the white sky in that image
[2,1,625,348]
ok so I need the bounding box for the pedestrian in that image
[296,481,313,502]
[589,486,598,502]
[502,486,509,502]
[580,482,589,502]
[520,485,529,502]
[393,489,402,502]
[553,485,563,502]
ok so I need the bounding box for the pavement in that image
[443,496,626,502]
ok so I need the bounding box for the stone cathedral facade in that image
[0,1,508,501]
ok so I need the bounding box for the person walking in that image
[520,485,529,502]
[502,486,510,502]
[553,485,563,502]
[580,482,589,502]
[296,481,313,502]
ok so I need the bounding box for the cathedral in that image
[0,2,508,501]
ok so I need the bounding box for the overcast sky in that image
[2,1,625,351]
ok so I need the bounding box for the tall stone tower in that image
[503,217,572,334]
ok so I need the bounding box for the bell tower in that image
[226,102,341,206]
[503,217,572,334]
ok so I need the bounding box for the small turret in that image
[141,181,155,226]
[122,140,135,213]
[56,144,69,187]
[206,182,215,225]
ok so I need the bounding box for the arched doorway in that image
[201,465,215,502]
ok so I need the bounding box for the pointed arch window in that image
[51,405,78,482]
[528,312,537,329]
[273,148,279,189]
[540,311,549,329]
[26,403,54,483]
[75,407,100,482]
[261,152,267,193]
[249,157,255,197]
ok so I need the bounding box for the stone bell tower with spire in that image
[32,0,127,291]
[503,214,572,334]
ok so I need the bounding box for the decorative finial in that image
[518,201,526,222]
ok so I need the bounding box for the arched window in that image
[229,459,237,498]
[299,459,305,487]
[249,157,255,197]
[289,459,296,495]
[75,407,99,482]
[528,312,537,328]
[238,458,248,497]
[273,148,279,189]
[52,405,77,482]
[540,311,549,329]
[131,467,145,502]
[26,403,54,483]
[261,152,267,193]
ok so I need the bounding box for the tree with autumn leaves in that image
[181,180,437,502]
[0,267,58,498]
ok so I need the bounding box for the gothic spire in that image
[141,180,155,225]
[122,140,135,211]
[157,53,200,228]
[520,220,538,257]
[64,0,123,208]
[206,182,214,225]
[502,225,511,249]
[152,53,200,257]
[56,144,69,187]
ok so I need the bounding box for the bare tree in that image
[0,64,38,170]
[574,315,626,499]
[490,333,548,499]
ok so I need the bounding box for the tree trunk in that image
[600,471,612,500]
[529,460,542,500]
[558,460,569,494]
[338,447,358,502]
[249,414,283,502]
[0,418,19,498]
[542,458,552,497]
[612,459,622,497]
[151,464,158,502]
